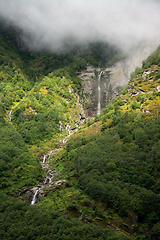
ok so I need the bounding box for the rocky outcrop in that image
[78,63,128,117]
[21,177,67,204]
[19,149,67,204]
[78,43,158,117]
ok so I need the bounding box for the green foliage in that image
[130,67,144,82]
[11,73,79,144]
[115,97,125,106]
[131,101,140,109]
[0,26,37,115]
[151,222,160,240]
[49,67,82,91]
[0,119,42,191]
[0,23,122,119]
[0,192,130,240]
[63,113,160,230]
[142,45,160,69]
[120,87,127,95]
[1,22,160,239]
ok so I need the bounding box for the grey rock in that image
[78,43,158,117]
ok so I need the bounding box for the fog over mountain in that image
[0,0,160,52]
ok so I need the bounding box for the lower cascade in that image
[30,153,66,205]
[97,71,103,116]
[31,154,51,205]
[31,189,40,205]
[30,122,79,205]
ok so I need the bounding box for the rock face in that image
[78,66,103,117]
[78,43,158,117]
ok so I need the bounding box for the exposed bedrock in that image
[78,43,158,117]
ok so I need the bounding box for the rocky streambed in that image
[19,152,66,205]
[20,118,84,205]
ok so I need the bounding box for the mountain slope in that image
[44,45,160,239]
[0,24,131,240]
[1,23,160,239]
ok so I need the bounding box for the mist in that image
[0,0,160,52]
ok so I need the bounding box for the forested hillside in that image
[45,45,160,239]
[56,46,160,239]
[0,22,160,240]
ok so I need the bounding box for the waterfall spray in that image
[97,71,103,116]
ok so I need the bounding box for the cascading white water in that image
[31,154,53,205]
[31,189,40,205]
[97,71,103,116]
[8,110,13,122]
[43,155,46,164]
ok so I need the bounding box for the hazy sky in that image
[0,0,160,51]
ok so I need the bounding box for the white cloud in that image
[0,0,160,51]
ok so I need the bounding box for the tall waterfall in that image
[97,71,103,116]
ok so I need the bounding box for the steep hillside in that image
[0,24,120,120]
[0,26,36,117]
[43,45,160,239]
[0,119,43,192]
[0,25,131,240]
[78,43,158,117]
[1,22,160,239]
[10,71,86,145]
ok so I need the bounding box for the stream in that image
[31,133,74,205]
[30,112,85,205]
[31,154,54,205]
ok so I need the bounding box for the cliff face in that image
[78,43,158,117]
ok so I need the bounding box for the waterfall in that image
[8,110,13,122]
[31,154,52,205]
[43,155,46,164]
[97,71,103,116]
[31,189,40,205]
[31,175,53,205]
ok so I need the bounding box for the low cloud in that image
[0,0,160,52]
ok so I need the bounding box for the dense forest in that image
[0,22,160,240]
